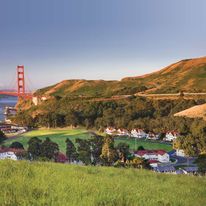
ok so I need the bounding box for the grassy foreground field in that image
[4,128,172,152]
[0,161,206,206]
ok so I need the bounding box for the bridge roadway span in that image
[0,91,32,98]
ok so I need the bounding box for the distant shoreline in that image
[0,96,17,121]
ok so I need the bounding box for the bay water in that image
[0,96,17,122]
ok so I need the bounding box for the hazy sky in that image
[0,0,206,90]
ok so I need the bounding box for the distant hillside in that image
[35,56,206,97]
[35,79,147,98]
[174,103,206,120]
[123,56,206,93]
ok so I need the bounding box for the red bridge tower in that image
[17,65,25,98]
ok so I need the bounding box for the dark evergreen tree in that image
[9,141,24,150]
[89,134,104,165]
[137,145,145,151]
[75,138,91,165]
[40,137,59,160]
[116,142,130,163]
[195,154,206,174]
[0,130,6,145]
[28,137,42,159]
[66,138,78,162]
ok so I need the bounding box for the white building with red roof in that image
[105,127,116,135]
[0,148,18,161]
[131,129,147,138]
[148,160,159,168]
[164,131,179,141]
[117,129,130,136]
[146,132,159,140]
[134,150,170,163]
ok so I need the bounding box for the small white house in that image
[105,127,116,135]
[164,131,179,142]
[182,167,198,174]
[117,129,130,136]
[0,151,17,161]
[146,132,159,140]
[154,165,176,174]
[176,149,186,157]
[131,129,147,138]
[135,150,170,163]
[148,160,159,168]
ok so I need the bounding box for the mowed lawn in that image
[4,128,92,153]
[4,128,172,153]
[0,161,206,206]
[115,137,172,152]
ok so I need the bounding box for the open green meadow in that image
[4,128,172,152]
[115,137,172,151]
[4,128,91,153]
[0,160,205,206]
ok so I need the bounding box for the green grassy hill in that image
[35,79,145,98]
[35,56,206,98]
[0,161,205,206]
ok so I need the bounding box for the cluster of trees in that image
[27,137,59,161]
[0,131,6,144]
[12,95,206,169]
[14,96,206,135]
[65,134,149,168]
[174,119,206,157]
[173,120,206,173]
[12,134,148,168]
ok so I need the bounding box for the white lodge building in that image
[146,132,159,140]
[176,149,186,157]
[105,127,116,135]
[117,129,130,136]
[164,131,179,141]
[131,129,147,138]
[0,151,17,161]
[135,150,170,163]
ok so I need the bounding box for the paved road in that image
[169,152,197,167]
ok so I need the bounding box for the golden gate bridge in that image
[0,65,33,99]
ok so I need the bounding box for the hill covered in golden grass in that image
[35,56,206,97]
[123,56,206,93]
[174,103,206,120]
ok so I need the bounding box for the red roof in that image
[148,160,159,163]
[165,131,179,135]
[0,148,24,154]
[135,150,167,156]
[132,128,144,132]
[157,150,166,155]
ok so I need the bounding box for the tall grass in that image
[0,161,205,206]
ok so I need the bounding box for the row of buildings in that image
[153,165,198,175]
[134,149,170,166]
[0,146,194,175]
[0,124,28,134]
[105,127,179,142]
[133,149,197,174]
